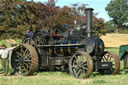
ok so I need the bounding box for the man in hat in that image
[0,44,16,76]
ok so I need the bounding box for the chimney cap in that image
[85,8,94,11]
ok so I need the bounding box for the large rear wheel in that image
[69,51,93,79]
[22,38,35,47]
[11,44,39,76]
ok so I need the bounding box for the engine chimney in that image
[85,8,94,38]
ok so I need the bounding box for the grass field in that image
[0,33,127,85]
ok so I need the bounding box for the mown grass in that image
[0,71,128,85]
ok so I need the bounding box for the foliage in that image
[0,0,108,39]
[105,0,128,31]
[0,0,40,39]
[35,1,58,31]
[71,3,87,25]
[105,20,115,33]
[106,20,128,33]
[93,17,107,36]
[0,40,10,47]
[53,6,76,28]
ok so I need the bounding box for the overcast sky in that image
[32,0,111,22]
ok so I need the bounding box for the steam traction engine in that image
[11,8,120,79]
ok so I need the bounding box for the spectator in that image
[24,29,34,38]
[0,44,16,76]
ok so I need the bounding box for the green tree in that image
[0,0,40,39]
[53,6,76,28]
[105,20,115,33]
[35,1,58,31]
[105,0,128,32]
[93,17,107,36]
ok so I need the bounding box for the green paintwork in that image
[119,45,128,59]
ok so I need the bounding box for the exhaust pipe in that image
[85,8,94,38]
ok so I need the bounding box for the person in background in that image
[0,44,16,76]
[24,29,34,38]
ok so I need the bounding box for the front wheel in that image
[69,51,93,79]
[98,51,120,75]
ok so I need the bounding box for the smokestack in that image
[85,8,94,38]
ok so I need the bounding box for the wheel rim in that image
[100,51,120,74]
[69,51,93,79]
[11,44,38,76]
[22,38,35,47]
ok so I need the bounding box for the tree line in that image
[0,0,127,39]
[106,0,128,33]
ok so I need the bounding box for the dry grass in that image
[100,33,128,47]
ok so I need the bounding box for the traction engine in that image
[11,8,120,79]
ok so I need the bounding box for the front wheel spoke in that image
[76,69,81,77]
[73,55,77,60]
[106,56,109,61]
[82,66,88,71]
[82,68,86,73]
[112,63,115,67]
[80,56,83,61]
[73,68,77,75]
[108,56,112,61]
[78,56,82,63]
[111,60,115,62]
[102,57,105,62]
[103,56,108,61]
[82,62,87,66]
[72,60,77,65]
[71,65,77,69]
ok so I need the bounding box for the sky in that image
[32,0,111,22]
